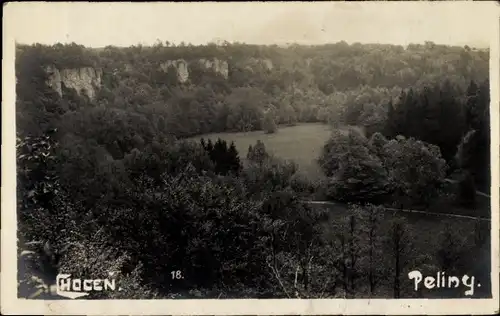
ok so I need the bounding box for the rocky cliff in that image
[242,58,274,73]
[159,59,190,83]
[160,58,229,82]
[158,58,273,83]
[198,58,229,79]
[45,65,102,100]
[44,58,273,95]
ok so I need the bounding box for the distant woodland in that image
[16,41,490,299]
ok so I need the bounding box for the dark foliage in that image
[201,138,242,175]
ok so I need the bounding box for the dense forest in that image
[16,41,491,299]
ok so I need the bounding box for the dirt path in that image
[444,178,491,198]
[303,200,491,222]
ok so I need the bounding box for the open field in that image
[189,122,492,219]
[188,123,332,179]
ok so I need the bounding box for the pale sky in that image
[3,2,499,48]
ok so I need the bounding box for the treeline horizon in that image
[16,39,490,50]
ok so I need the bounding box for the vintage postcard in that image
[2,1,499,315]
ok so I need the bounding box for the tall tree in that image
[247,140,269,166]
[386,218,413,298]
[263,110,278,134]
[319,128,392,203]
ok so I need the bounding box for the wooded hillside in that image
[16,41,491,299]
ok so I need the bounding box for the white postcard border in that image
[2,2,499,315]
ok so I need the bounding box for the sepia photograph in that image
[2,1,499,315]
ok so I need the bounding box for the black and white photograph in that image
[2,1,499,315]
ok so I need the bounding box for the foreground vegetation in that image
[16,41,491,299]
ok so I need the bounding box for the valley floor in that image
[188,122,332,180]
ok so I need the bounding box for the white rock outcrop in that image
[261,58,274,71]
[45,65,102,100]
[160,59,189,83]
[198,58,229,79]
[242,58,274,73]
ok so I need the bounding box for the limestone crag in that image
[45,65,102,100]
[160,59,189,83]
[262,59,274,71]
[198,58,229,79]
[242,58,274,73]
[45,65,62,95]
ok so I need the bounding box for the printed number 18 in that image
[171,270,183,279]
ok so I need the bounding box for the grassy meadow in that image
[189,122,491,217]
[188,123,332,179]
